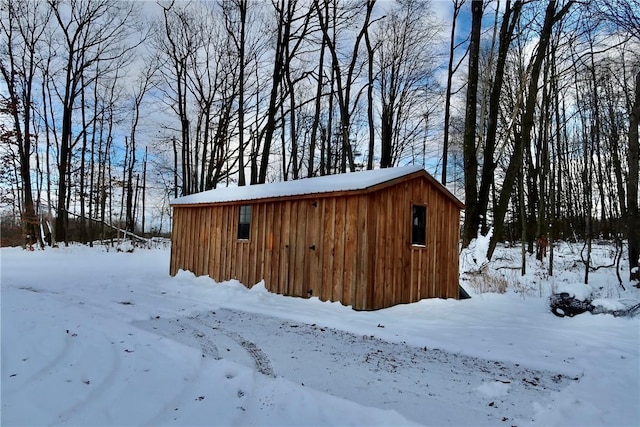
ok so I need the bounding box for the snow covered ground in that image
[1,241,639,426]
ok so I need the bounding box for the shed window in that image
[411,205,426,246]
[238,205,251,240]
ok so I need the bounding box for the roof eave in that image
[171,169,464,210]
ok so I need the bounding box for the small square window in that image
[238,205,251,240]
[411,205,426,246]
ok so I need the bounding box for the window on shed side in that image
[411,205,426,246]
[238,205,251,240]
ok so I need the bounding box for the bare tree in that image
[158,1,197,196]
[373,0,441,169]
[461,0,484,245]
[125,59,156,233]
[442,0,467,184]
[487,0,576,260]
[48,0,142,244]
[315,0,376,174]
[477,0,523,235]
[0,0,52,247]
[628,67,640,281]
[256,0,293,183]
[222,0,249,186]
[594,0,640,280]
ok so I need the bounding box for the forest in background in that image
[1,0,639,280]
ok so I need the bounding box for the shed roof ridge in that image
[171,165,452,206]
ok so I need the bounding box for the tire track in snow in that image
[139,316,273,426]
[21,331,76,387]
[189,314,275,377]
[135,309,575,426]
[141,340,211,427]
[134,314,275,378]
[54,331,121,424]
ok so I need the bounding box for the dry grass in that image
[467,270,510,294]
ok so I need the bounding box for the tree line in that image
[1,0,638,280]
[458,0,639,281]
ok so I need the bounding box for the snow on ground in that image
[1,241,639,426]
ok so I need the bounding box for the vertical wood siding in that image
[170,175,461,310]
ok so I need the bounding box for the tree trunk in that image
[461,0,483,246]
[258,0,287,183]
[487,0,575,260]
[55,79,73,245]
[441,0,465,184]
[477,0,522,234]
[628,71,640,280]
[365,22,375,171]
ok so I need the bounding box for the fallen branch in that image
[65,211,148,243]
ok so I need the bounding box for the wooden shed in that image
[170,165,464,310]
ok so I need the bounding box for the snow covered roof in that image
[171,165,462,207]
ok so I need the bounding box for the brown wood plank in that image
[242,238,251,285]
[383,190,394,308]
[293,200,307,297]
[321,198,335,302]
[180,208,188,273]
[228,205,236,280]
[270,202,281,294]
[391,186,402,305]
[410,248,417,301]
[193,208,199,274]
[246,205,256,284]
[372,193,384,309]
[223,206,230,279]
[181,208,189,273]
[286,200,299,296]
[194,208,202,275]
[305,199,321,298]
[201,208,210,276]
[185,208,194,273]
[219,206,228,279]
[393,187,401,304]
[236,209,245,282]
[444,204,452,297]
[257,203,266,284]
[225,205,235,280]
[194,209,200,275]
[400,183,411,303]
[431,194,438,297]
[332,197,346,305]
[252,204,259,284]
[365,193,377,310]
[210,207,220,281]
[316,199,325,299]
[247,203,258,285]
[207,207,216,279]
[354,195,368,310]
[414,181,424,298]
[264,204,273,290]
[280,201,291,295]
[234,208,242,280]
[436,187,443,297]
[169,208,180,275]
[343,197,357,306]
[423,180,429,293]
